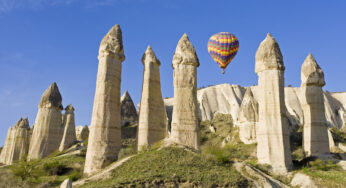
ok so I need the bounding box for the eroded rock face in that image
[170,34,200,150]
[301,54,330,156]
[255,34,292,173]
[76,125,89,141]
[121,91,138,126]
[84,24,125,175]
[59,105,77,151]
[236,88,258,144]
[28,83,64,160]
[137,46,168,151]
[0,118,30,165]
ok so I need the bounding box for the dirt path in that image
[73,155,135,187]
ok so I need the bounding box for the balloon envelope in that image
[208,32,239,72]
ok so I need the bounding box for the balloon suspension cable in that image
[222,69,225,74]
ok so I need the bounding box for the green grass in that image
[0,153,85,187]
[79,147,249,187]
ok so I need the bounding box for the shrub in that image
[43,161,69,175]
[308,159,339,171]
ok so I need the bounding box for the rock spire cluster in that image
[301,54,330,156]
[84,24,125,175]
[255,34,293,173]
[170,34,200,150]
[137,46,168,151]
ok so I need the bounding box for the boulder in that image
[60,178,72,188]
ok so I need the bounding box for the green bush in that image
[10,159,42,181]
[43,161,68,175]
[69,169,82,181]
[308,159,339,171]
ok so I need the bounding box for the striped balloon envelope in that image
[207,32,239,74]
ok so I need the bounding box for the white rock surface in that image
[290,173,317,188]
[255,33,292,174]
[137,46,168,151]
[76,125,89,141]
[84,24,125,175]
[60,178,72,188]
[0,118,30,165]
[301,54,330,156]
[170,34,200,150]
[59,105,77,151]
[28,82,64,160]
[236,88,258,144]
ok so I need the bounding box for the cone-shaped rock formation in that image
[84,24,125,175]
[0,118,30,165]
[170,34,200,150]
[301,54,329,156]
[237,88,258,144]
[137,46,168,151]
[59,105,77,151]
[76,125,89,141]
[121,91,138,126]
[28,83,64,160]
[255,34,292,173]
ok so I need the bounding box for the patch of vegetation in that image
[330,127,346,144]
[79,147,248,187]
[1,153,85,187]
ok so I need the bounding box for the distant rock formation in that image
[76,125,89,141]
[84,24,125,175]
[170,34,200,150]
[28,82,64,160]
[59,105,77,151]
[255,34,292,173]
[236,88,258,144]
[121,91,138,126]
[301,54,330,156]
[137,46,168,151]
[0,118,30,165]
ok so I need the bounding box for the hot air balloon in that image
[208,32,239,74]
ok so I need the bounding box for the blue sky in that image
[0,0,345,146]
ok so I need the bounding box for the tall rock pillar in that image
[137,46,168,151]
[84,25,125,175]
[301,54,329,156]
[255,34,292,173]
[170,34,200,150]
[0,118,30,165]
[28,82,64,160]
[59,105,77,151]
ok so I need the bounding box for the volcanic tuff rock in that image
[59,105,77,151]
[170,34,200,150]
[164,85,346,132]
[28,83,64,160]
[60,178,72,188]
[137,46,168,151]
[76,125,89,141]
[236,88,258,144]
[301,54,330,156]
[84,24,125,175]
[255,33,292,173]
[0,118,30,165]
[121,91,138,127]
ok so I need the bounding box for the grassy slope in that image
[80,147,248,187]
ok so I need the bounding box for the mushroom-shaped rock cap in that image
[142,46,160,66]
[173,33,199,67]
[255,33,285,73]
[98,24,125,61]
[39,82,63,110]
[238,88,258,122]
[65,104,75,113]
[14,117,30,129]
[301,54,325,87]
